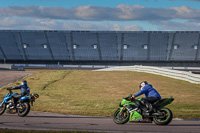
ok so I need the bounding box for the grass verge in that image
[0,69,200,119]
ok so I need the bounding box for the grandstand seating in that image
[98,32,118,61]
[20,31,52,60]
[123,33,148,61]
[0,48,4,60]
[149,33,168,61]
[0,32,23,60]
[72,32,100,61]
[197,43,200,61]
[170,33,199,61]
[46,32,70,60]
[0,30,199,64]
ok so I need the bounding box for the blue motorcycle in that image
[0,88,39,117]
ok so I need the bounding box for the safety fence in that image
[95,65,200,84]
[0,64,12,70]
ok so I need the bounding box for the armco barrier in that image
[0,64,12,69]
[95,66,200,84]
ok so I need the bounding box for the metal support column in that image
[195,33,200,61]
[64,33,70,60]
[120,33,124,61]
[96,33,102,61]
[166,33,174,61]
[0,47,6,61]
[147,32,151,61]
[69,32,75,61]
[44,31,54,61]
[168,33,176,61]
[18,32,27,61]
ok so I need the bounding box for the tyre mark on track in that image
[42,71,72,90]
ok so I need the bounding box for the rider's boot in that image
[140,99,154,113]
[145,103,154,113]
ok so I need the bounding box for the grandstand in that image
[0,30,200,66]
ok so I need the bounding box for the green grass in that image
[0,69,200,119]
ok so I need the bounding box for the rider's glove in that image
[7,87,12,90]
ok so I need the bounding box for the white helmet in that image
[139,81,148,89]
[21,80,27,86]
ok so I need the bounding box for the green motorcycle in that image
[113,94,174,125]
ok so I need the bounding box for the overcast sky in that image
[0,0,200,31]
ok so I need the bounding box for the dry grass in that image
[0,69,200,119]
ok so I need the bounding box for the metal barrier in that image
[0,64,12,69]
[95,65,200,84]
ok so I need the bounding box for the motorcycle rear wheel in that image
[17,102,30,117]
[153,108,173,125]
[0,103,6,115]
[113,108,130,124]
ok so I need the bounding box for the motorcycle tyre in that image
[113,108,130,124]
[0,103,6,115]
[153,108,173,125]
[17,102,30,117]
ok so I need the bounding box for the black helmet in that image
[139,81,148,88]
[21,80,27,86]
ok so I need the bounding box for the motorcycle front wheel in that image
[113,108,130,124]
[153,108,173,125]
[17,102,30,117]
[0,102,6,115]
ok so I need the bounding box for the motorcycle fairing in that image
[129,111,143,122]
[154,97,174,108]
[19,95,30,101]
[4,93,18,103]
[0,101,3,106]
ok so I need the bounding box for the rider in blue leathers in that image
[132,81,161,112]
[9,80,30,108]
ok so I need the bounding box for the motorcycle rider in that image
[132,81,161,113]
[8,80,30,108]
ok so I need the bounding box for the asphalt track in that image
[0,71,34,89]
[0,111,200,133]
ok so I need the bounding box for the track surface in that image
[0,71,34,89]
[0,111,200,133]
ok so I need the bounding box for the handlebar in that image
[6,88,13,96]
[7,87,12,90]
[124,94,135,102]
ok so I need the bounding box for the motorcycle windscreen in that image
[129,111,143,122]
